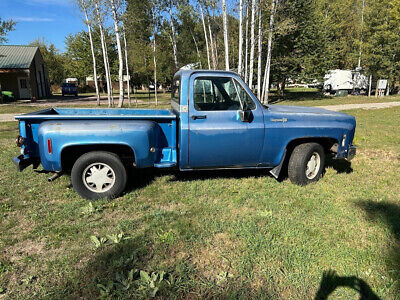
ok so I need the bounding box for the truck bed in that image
[15,107,177,120]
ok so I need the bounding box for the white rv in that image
[324,69,368,94]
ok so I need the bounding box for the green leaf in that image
[140,270,150,283]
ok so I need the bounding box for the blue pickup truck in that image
[13,70,356,199]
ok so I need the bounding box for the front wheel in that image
[288,143,325,186]
[71,151,127,200]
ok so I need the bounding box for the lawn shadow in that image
[315,269,381,299]
[168,168,272,183]
[49,231,273,298]
[325,157,354,174]
[356,200,400,294]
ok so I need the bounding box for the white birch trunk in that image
[81,0,100,106]
[207,13,217,69]
[256,1,262,99]
[244,2,249,82]
[358,0,365,68]
[95,1,112,107]
[191,30,202,68]
[261,0,276,104]
[109,0,124,107]
[199,4,211,69]
[169,1,179,69]
[248,0,256,89]
[222,0,229,70]
[122,28,131,106]
[152,8,158,106]
[238,0,244,75]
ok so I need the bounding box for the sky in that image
[1,0,86,52]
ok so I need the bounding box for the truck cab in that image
[14,70,356,200]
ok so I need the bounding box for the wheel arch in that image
[270,137,338,179]
[60,143,136,171]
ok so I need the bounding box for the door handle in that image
[191,115,207,120]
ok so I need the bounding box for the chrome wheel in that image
[306,152,321,180]
[82,162,116,193]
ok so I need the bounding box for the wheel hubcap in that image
[306,152,321,180]
[82,163,116,193]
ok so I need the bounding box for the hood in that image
[266,104,350,118]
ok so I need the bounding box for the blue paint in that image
[13,70,356,175]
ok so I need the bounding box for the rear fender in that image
[38,120,158,171]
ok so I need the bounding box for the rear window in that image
[63,83,76,87]
[171,77,180,104]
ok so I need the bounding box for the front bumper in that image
[13,155,38,172]
[346,145,357,161]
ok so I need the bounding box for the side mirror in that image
[239,109,252,122]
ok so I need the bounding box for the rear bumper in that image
[346,145,357,161]
[13,155,37,172]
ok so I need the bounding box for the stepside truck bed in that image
[14,107,178,171]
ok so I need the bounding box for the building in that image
[0,45,51,100]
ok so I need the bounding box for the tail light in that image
[47,139,52,154]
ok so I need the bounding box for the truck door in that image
[188,74,265,168]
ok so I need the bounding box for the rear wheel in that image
[288,143,325,186]
[71,151,127,200]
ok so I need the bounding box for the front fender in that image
[38,120,158,171]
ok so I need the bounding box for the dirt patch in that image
[359,149,399,161]
[192,232,243,283]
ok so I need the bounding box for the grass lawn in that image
[0,106,399,298]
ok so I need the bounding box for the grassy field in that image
[1,89,400,115]
[0,105,399,298]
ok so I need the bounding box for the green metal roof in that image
[0,45,38,69]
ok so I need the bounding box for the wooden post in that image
[375,80,379,98]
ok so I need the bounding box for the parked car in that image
[13,70,356,200]
[62,83,78,97]
[1,90,14,102]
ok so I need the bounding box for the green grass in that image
[0,106,400,298]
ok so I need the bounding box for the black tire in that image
[288,143,325,186]
[71,151,127,200]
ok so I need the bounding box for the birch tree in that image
[122,27,131,106]
[152,5,158,105]
[79,0,100,105]
[256,0,262,99]
[261,0,276,104]
[238,0,244,75]
[207,11,217,69]
[244,1,249,81]
[94,0,113,107]
[222,0,229,70]
[168,0,179,69]
[109,0,125,107]
[248,0,256,89]
[199,3,211,69]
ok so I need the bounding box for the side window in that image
[193,77,255,111]
[171,78,180,104]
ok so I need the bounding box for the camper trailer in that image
[324,69,368,94]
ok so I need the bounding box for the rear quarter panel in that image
[38,120,159,171]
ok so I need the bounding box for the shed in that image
[0,45,51,100]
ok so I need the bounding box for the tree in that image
[94,0,114,107]
[78,0,101,105]
[29,39,66,86]
[238,0,244,75]
[248,0,256,89]
[0,18,15,44]
[222,0,229,70]
[109,0,125,107]
[199,2,211,69]
[261,0,276,103]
